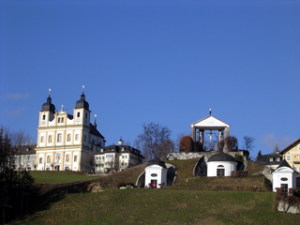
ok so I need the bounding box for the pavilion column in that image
[191,126,196,142]
[225,127,230,139]
[218,130,223,143]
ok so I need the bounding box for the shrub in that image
[126,182,135,187]
[117,182,126,188]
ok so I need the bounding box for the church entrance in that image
[55,165,60,171]
[151,180,157,188]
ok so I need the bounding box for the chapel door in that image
[281,184,288,195]
[55,166,60,171]
[151,180,157,188]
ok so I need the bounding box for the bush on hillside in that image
[117,182,126,188]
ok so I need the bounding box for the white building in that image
[144,158,168,188]
[94,138,144,173]
[12,144,36,171]
[206,152,237,177]
[35,87,105,171]
[272,159,297,194]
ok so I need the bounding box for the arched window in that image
[61,117,64,123]
[41,136,44,143]
[67,134,71,142]
[75,134,79,141]
[58,118,60,123]
[57,134,62,142]
[48,135,52,143]
[47,155,51,163]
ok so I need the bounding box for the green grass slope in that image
[14,189,299,225]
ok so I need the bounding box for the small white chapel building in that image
[207,152,237,177]
[272,159,297,193]
[145,158,167,188]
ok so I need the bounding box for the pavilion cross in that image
[207,130,215,151]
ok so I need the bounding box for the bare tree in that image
[224,136,239,152]
[82,152,95,172]
[156,139,175,159]
[138,122,172,159]
[242,136,255,151]
[273,144,280,153]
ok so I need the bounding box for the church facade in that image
[35,87,105,171]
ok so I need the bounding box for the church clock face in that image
[42,121,46,125]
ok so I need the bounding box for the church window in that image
[41,136,44,143]
[75,134,79,141]
[74,156,77,162]
[61,117,64,123]
[57,134,62,142]
[39,158,42,164]
[58,118,61,123]
[66,155,70,162]
[67,134,71,142]
[77,112,80,117]
[42,115,45,120]
[47,156,51,163]
[48,135,52,143]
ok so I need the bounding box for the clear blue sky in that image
[1,0,299,158]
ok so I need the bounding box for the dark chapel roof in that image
[207,152,236,162]
[146,157,167,169]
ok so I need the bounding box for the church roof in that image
[75,93,89,110]
[207,152,236,162]
[146,157,167,168]
[90,123,104,138]
[41,96,55,113]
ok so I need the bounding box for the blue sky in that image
[1,0,299,158]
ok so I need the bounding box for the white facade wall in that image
[207,161,237,177]
[145,165,167,188]
[272,167,296,192]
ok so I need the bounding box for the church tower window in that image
[61,117,64,123]
[42,115,45,120]
[58,118,61,123]
[41,136,44,143]
[77,112,80,117]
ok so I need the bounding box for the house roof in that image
[279,138,300,155]
[146,157,167,169]
[13,144,37,155]
[207,152,236,162]
[257,152,282,165]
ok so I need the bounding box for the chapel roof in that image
[276,159,292,170]
[146,157,167,169]
[207,152,236,162]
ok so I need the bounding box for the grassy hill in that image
[11,159,291,225]
[14,189,299,225]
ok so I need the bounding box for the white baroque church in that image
[35,87,105,171]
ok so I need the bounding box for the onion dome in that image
[75,86,89,110]
[118,138,124,146]
[208,152,236,162]
[41,89,55,113]
[146,157,167,169]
